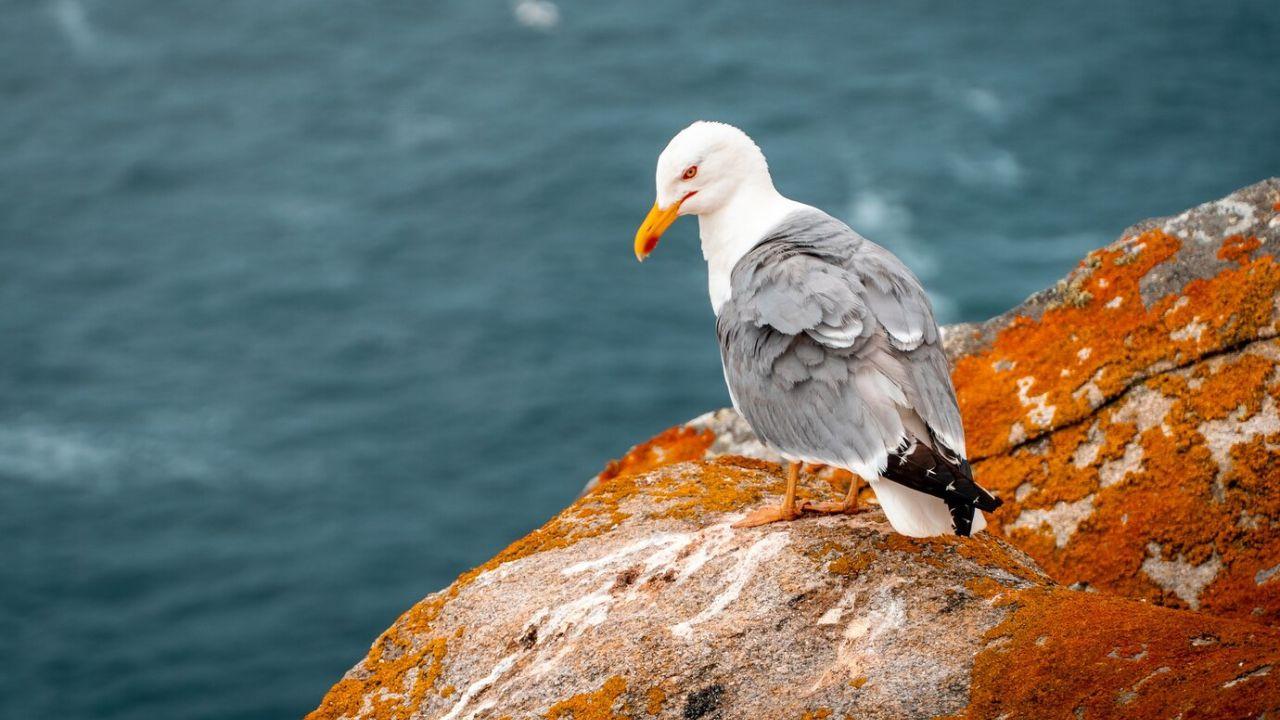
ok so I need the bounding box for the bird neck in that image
[698,180,805,315]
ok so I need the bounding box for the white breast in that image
[699,191,809,315]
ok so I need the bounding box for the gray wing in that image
[716,210,966,478]
[854,239,966,457]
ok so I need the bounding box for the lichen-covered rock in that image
[309,460,1280,719]
[949,179,1280,625]
[595,180,1280,626]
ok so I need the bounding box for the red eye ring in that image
[682,165,698,180]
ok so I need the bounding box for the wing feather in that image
[717,209,967,476]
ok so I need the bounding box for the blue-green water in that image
[1,1,1277,717]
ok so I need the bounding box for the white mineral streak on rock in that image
[471,521,761,691]
[671,531,790,639]
[1016,376,1056,428]
[1118,666,1172,704]
[1098,440,1145,487]
[1071,422,1104,468]
[1141,543,1222,610]
[1163,196,1258,244]
[1199,395,1280,483]
[1008,495,1096,548]
[817,606,844,625]
[1222,665,1272,689]
[1256,563,1280,586]
[1170,318,1207,343]
[1008,421,1027,446]
[1218,198,1259,238]
[1110,385,1175,434]
[359,689,400,719]
[439,652,518,720]
[561,533,688,576]
[823,587,956,699]
[1072,367,1106,410]
[545,579,616,637]
[552,520,795,643]
[673,522,734,583]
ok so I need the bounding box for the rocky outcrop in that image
[592,179,1280,626]
[950,178,1280,624]
[310,181,1280,718]
[309,459,1280,719]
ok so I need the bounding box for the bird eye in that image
[682,165,698,180]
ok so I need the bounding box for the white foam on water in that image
[50,0,97,54]
[946,147,1023,188]
[0,425,119,487]
[962,87,1005,123]
[513,0,560,30]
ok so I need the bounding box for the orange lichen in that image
[1198,431,1280,621]
[949,586,1280,719]
[804,540,874,577]
[953,230,1280,458]
[308,459,792,720]
[948,226,1280,623]
[1218,234,1262,264]
[306,473,646,720]
[309,199,1280,720]
[973,340,1280,625]
[881,533,1045,584]
[597,425,715,484]
[645,686,666,715]
[801,710,833,720]
[964,577,1006,600]
[651,456,788,520]
[828,550,874,577]
[545,676,628,720]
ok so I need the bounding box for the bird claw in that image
[801,500,870,515]
[732,504,803,528]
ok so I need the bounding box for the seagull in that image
[633,121,1002,537]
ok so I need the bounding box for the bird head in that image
[634,121,772,261]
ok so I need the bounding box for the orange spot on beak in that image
[633,193,694,262]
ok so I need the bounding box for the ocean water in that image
[1,1,1277,717]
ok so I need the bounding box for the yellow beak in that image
[633,198,684,262]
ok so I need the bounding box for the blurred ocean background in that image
[1,0,1277,717]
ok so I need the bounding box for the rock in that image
[590,179,1280,626]
[949,178,1280,625]
[309,459,1280,719]
[310,181,1280,718]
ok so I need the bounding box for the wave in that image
[0,422,219,490]
[513,0,560,31]
[50,0,97,55]
[946,147,1023,189]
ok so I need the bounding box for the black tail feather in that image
[881,438,1003,537]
